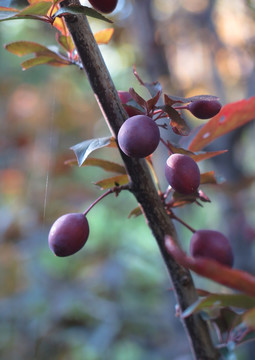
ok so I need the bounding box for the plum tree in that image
[88,0,118,14]
[48,213,89,257]
[117,115,160,158]
[188,99,222,119]
[165,154,200,194]
[190,229,234,267]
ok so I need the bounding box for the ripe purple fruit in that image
[188,100,222,119]
[117,115,160,158]
[88,0,118,13]
[165,154,200,194]
[190,229,234,267]
[48,213,89,257]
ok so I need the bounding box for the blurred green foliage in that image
[1,0,255,359]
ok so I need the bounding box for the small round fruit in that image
[165,154,200,194]
[190,229,234,267]
[88,0,118,13]
[188,100,222,119]
[117,115,160,158]
[48,213,89,257]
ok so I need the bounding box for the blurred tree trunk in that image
[131,0,170,81]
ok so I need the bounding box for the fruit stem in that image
[83,184,130,216]
[170,211,196,233]
[173,105,188,110]
[146,157,161,193]
[160,138,173,154]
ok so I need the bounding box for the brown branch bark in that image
[60,2,221,359]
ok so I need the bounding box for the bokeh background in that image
[1,0,255,359]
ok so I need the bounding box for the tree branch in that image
[60,2,221,358]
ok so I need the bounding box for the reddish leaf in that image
[94,28,114,44]
[165,235,255,298]
[162,104,190,136]
[94,175,129,190]
[200,171,218,185]
[129,88,147,110]
[189,97,255,151]
[166,142,227,162]
[147,91,162,112]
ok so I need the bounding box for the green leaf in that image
[21,56,69,70]
[5,41,58,57]
[128,206,142,218]
[5,41,71,70]
[81,158,126,174]
[94,175,129,190]
[21,56,57,70]
[70,137,113,167]
[182,294,255,318]
[53,5,113,24]
[18,2,52,16]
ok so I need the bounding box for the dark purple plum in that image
[190,229,234,267]
[88,0,118,13]
[165,154,200,194]
[188,100,222,119]
[48,213,89,257]
[117,115,160,158]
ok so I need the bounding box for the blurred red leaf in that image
[200,171,218,185]
[94,28,114,44]
[165,235,255,298]
[189,97,255,151]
